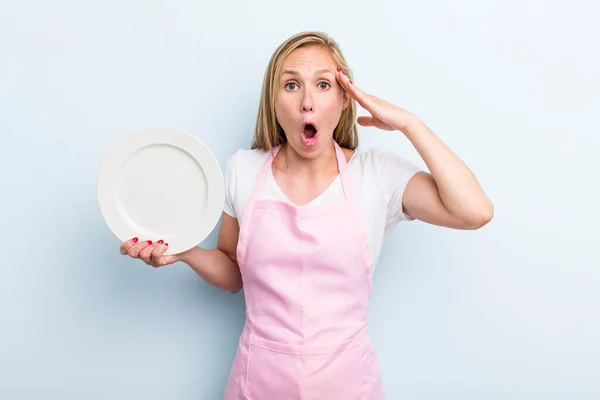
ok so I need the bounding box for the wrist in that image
[399,114,425,138]
[175,246,198,264]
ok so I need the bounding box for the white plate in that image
[97,127,225,255]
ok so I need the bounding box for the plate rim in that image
[97,126,225,255]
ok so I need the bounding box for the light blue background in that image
[2,0,599,399]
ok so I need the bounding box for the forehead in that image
[281,46,336,72]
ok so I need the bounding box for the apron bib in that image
[223,142,385,399]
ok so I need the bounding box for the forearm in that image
[177,246,242,293]
[402,116,493,222]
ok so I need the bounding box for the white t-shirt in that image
[223,147,422,270]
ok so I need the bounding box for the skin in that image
[272,46,354,206]
[120,45,494,294]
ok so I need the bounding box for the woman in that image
[120,32,493,399]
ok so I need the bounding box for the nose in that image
[301,90,313,113]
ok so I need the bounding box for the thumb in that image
[357,116,376,127]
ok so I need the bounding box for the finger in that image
[151,241,170,267]
[335,67,352,92]
[139,241,159,264]
[358,116,395,131]
[335,68,371,108]
[127,240,152,259]
[120,237,139,255]
[357,116,376,127]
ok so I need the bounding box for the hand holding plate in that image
[120,237,178,268]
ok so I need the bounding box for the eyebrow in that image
[280,68,333,78]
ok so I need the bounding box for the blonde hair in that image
[251,31,358,152]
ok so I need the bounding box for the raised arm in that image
[400,118,493,229]
[335,68,493,230]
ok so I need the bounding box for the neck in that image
[279,141,338,176]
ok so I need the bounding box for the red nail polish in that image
[147,240,152,245]
[165,243,169,246]
[342,70,346,75]
[158,240,164,244]
[132,237,138,243]
[336,67,340,72]
[349,80,353,84]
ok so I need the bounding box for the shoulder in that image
[224,148,269,191]
[349,147,422,220]
[223,148,270,218]
[348,146,419,176]
[226,148,269,170]
[224,148,270,181]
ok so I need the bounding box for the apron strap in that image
[333,141,356,205]
[245,144,281,209]
[249,141,357,206]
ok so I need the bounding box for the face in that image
[274,46,349,158]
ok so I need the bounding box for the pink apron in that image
[223,142,385,400]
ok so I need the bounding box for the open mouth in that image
[301,122,318,146]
